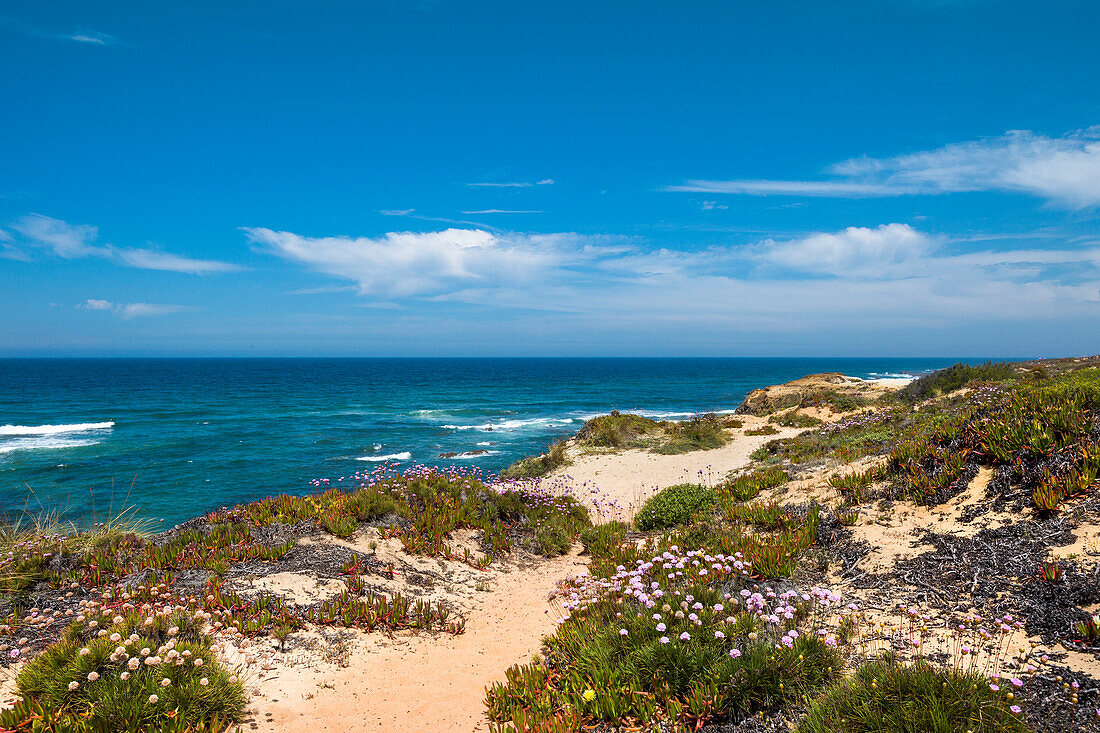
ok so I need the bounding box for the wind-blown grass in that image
[797,657,1030,733]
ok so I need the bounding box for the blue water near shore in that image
[0,357,973,526]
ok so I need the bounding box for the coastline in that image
[6,359,1100,732]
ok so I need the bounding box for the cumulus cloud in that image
[667,127,1100,208]
[760,223,941,276]
[243,226,588,297]
[8,214,241,273]
[245,222,1100,348]
[80,299,114,310]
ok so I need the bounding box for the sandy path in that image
[250,548,586,732]
[553,415,805,522]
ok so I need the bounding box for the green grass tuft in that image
[797,657,1030,733]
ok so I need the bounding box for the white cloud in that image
[700,201,728,210]
[760,223,941,276]
[1,18,117,46]
[119,303,190,319]
[669,180,904,197]
[12,214,105,258]
[66,31,114,45]
[113,248,240,274]
[460,209,543,214]
[667,127,1100,208]
[244,226,586,298]
[77,299,191,318]
[466,179,554,188]
[244,222,1100,350]
[9,214,241,273]
[380,209,415,216]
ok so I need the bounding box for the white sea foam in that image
[442,417,580,432]
[0,421,114,436]
[0,437,100,454]
[356,452,412,462]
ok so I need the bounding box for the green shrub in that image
[769,411,824,428]
[1,608,245,732]
[722,468,789,502]
[576,411,663,448]
[897,361,1017,403]
[499,439,570,479]
[486,540,842,730]
[744,425,779,436]
[636,484,716,530]
[654,414,729,454]
[797,657,1030,733]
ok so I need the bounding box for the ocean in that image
[0,357,968,526]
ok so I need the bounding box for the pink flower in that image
[679,632,691,641]
[729,648,741,658]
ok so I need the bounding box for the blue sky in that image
[1,0,1098,357]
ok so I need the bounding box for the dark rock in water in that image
[439,449,489,458]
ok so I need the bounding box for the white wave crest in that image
[442,417,580,432]
[0,437,100,454]
[356,452,412,462]
[0,421,114,436]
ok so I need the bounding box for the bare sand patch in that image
[241,547,587,732]
[553,416,805,522]
[846,469,1014,572]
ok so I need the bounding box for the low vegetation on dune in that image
[736,373,881,417]
[0,466,591,730]
[7,359,1100,732]
[487,361,1100,733]
[499,411,735,477]
[797,656,1031,733]
[894,361,1018,403]
[573,410,732,454]
[499,440,570,480]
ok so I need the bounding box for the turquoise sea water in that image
[0,358,972,526]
